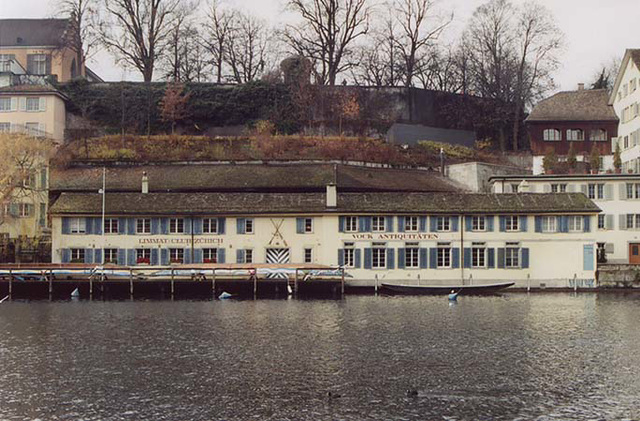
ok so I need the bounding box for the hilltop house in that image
[527,86,618,175]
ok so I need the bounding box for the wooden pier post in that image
[48,270,52,300]
[171,269,175,298]
[294,269,298,296]
[8,269,12,299]
[89,275,93,299]
[129,268,134,299]
[341,268,345,295]
[253,268,257,299]
[212,269,216,298]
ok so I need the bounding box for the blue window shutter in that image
[338,249,344,266]
[127,218,136,235]
[463,248,471,268]
[558,216,566,233]
[364,248,372,269]
[296,218,304,234]
[118,218,126,235]
[217,248,226,263]
[85,218,94,235]
[535,216,542,233]
[583,216,590,232]
[499,216,506,232]
[161,218,169,235]
[84,248,93,264]
[94,218,102,235]
[193,218,203,235]
[419,216,427,232]
[563,216,569,233]
[237,249,245,263]
[161,249,169,265]
[386,216,394,232]
[237,218,245,234]
[419,248,428,269]
[521,248,530,268]
[451,217,459,232]
[387,249,395,269]
[497,248,505,268]
[194,249,203,263]
[217,218,226,234]
[488,248,495,268]
[355,249,361,268]
[465,216,472,231]
[487,216,495,232]
[151,249,159,265]
[397,216,405,232]
[519,216,528,232]
[117,249,127,265]
[62,217,70,234]
[430,216,437,232]
[151,218,160,235]
[184,217,192,235]
[397,248,405,269]
[452,248,460,268]
[359,216,372,232]
[338,216,345,232]
[62,249,70,263]
[127,249,136,265]
[429,248,437,269]
[94,249,102,264]
[184,248,192,264]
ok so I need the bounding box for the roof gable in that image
[609,49,640,105]
[0,19,69,47]
[527,89,617,122]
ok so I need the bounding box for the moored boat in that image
[381,282,515,295]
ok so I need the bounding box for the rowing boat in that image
[381,282,515,295]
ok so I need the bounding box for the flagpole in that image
[101,167,106,265]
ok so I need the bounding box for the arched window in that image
[589,129,607,141]
[566,129,584,141]
[543,129,561,141]
[70,58,77,79]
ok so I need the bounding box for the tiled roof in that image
[526,89,618,122]
[0,19,68,47]
[0,84,68,99]
[49,192,600,215]
[50,164,460,193]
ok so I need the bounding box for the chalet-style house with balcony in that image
[527,86,619,174]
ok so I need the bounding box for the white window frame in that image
[505,216,519,232]
[169,218,184,234]
[304,217,313,233]
[404,216,418,232]
[104,218,119,234]
[543,129,561,141]
[344,242,355,268]
[135,248,151,264]
[70,217,86,234]
[472,242,486,268]
[0,98,11,112]
[437,243,451,268]
[505,243,520,268]
[541,216,557,233]
[202,218,218,234]
[472,216,486,232]
[244,218,254,234]
[590,129,607,141]
[304,247,313,263]
[0,122,10,132]
[372,216,386,232]
[568,216,583,232]
[405,243,419,269]
[551,184,567,193]
[203,248,218,263]
[137,218,151,234]
[70,248,85,263]
[104,248,118,264]
[25,97,40,112]
[29,54,47,74]
[372,242,386,269]
[437,216,450,232]
[598,214,605,230]
[345,216,358,232]
[566,129,584,141]
[169,248,184,263]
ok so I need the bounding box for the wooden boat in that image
[381,282,515,295]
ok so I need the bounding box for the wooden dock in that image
[0,263,346,300]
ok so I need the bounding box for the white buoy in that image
[71,288,80,298]
[218,291,232,299]
[0,295,9,303]
[287,284,293,295]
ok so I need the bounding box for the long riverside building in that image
[48,163,600,289]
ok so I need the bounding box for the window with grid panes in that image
[169,218,184,234]
[472,216,485,231]
[203,218,218,234]
[345,216,358,232]
[437,216,450,232]
[136,249,150,264]
[104,218,119,234]
[104,248,118,263]
[372,216,385,232]
[169,248,184,263]
[472,242,486,268]
[344,242,355,267]
[437,243,451,268]
[137,218,151,234]
[404,216,418,232]
[405,242,419,268]
[372,242,386,268]
[505,243,520,268]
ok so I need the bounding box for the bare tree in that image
[163,17,209,82]
[284,0,372,86]
[100,0,184,82]
[414,44,464,93]
[225,12,270,83]
[202,0,235,83]
[57,0,101,77]
[393,0,452,88]
[352,14,401,87]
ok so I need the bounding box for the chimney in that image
[578,83,585,91]
[326,183,337,208]
[142,171,149,194]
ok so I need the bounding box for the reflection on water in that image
[1,293,639,420]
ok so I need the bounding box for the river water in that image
[0,293,639,420]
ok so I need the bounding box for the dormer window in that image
[566,129,584,141]
[543,129,561,141]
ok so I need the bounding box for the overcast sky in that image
[1,0,638,93]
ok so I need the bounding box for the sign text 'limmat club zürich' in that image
[137,238,224,245]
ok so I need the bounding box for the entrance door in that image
[629,243,640,264]
[266,248,290,278]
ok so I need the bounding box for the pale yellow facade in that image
[1,46,82,82]
[0,93,66,141]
